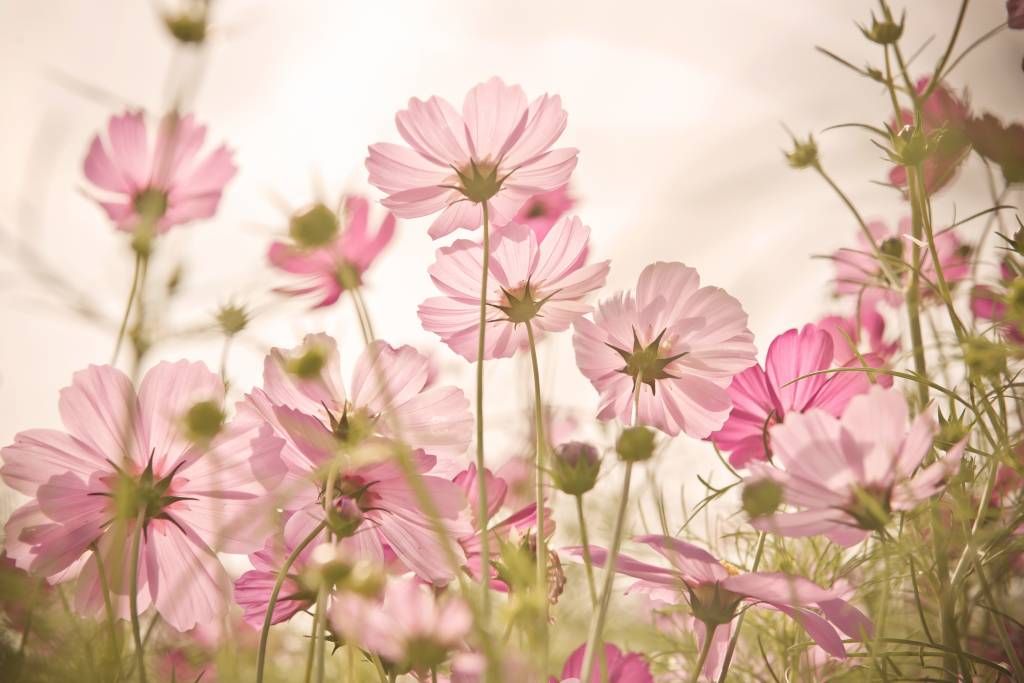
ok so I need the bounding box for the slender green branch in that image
[476,204,493,626]
[129,514,148,683]
[524,319,549,672]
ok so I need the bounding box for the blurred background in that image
[0,0,1020,565]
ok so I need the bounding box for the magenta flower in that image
[330,576,472,674]
[573,262,757,437]
[514,185,576,242]
[1,362,286,631]
[749,386,965,546]
[419,216,609,361]
[578,535,871,680]
[553,642,653,683]
[832,217,969,306]
[83,110,236,233]
[242,334,473,583]
[268,195,396,308]
[366,77,578,239]
[887,78,970,196]
[709,324,872,468]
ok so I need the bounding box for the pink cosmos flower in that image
[832,217,969,306]
[578,535,871,681]
[709,324,873,468]
[971,257,1024,345]
[1,362,286,631]
[749,386,965,546]
[816,292,899,368]
[268,195,396,308]
[967,113,1024,184]
[888,78,970,196]
[552,643,653,683]
[83,110,236,233]
[366,77,578,239]
[242,334,473,584]
[330,576,472,675]
[573,262,757,438]
[419,216,609,361]
[514,185,576,242]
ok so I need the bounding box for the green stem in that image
[476,203,493,626]
[303,598,321,683]
[575,494,598,607]
[93,544,122,670]
[972,554,1024,679]
[112,252,143,366]
[922,0,970,100]
[255,521,328,683]
[524,319,549,670]
[313,461,340,683]
[716,532,767,683]
[690,624,718,683]
[129,514,148,683]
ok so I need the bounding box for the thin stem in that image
[129,514,148,683]
[716,532,767,683]
[303,599,322,683]
[256,521,328,683]
[973,554,1024,679]
[922,0,970,100]
[112,252,143,366]
[524,319,549,671]
[476,202,493,625]
[575,495,598,607]
[690,625,718,683]
[314,461,341,683]
[93,545,122,670]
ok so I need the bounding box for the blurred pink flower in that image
[553,642,653,683]
[419,216,609,361]
[967,113,1024,184]
[83,110,236,233]
[242,334,473,584]
[887,78,970,196]
[816,292,899,369]
[330,576,472,674]
[709,324,872,468]
[578,535,871,681]
[366,77,578,239]
[514,185,576,242]
[832,217,969,306]
[268,196,396,308]
[750,386,965,546]
[971,257,1024,344]
[572,262,757,437]
[1008,0,1024,29]
[1,362,286,631]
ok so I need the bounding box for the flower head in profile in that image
[268,195,396,308]
[832,217,969,306]
[331,576,472,675]
[749,386,965,546]
[887,77,970,195]
[366,77,578,239]
[577,536,871,681]
[84,110,236,235]
[553,642,653,683]
[419,216,609,360]
[242,334,473,584]
[573,262,757,438]
[2,362,286,631]
[709,324,873,468]
[514,186,576,242]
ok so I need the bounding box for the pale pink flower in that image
[970,256,1024,345]
[553,643,653,683]
[1,362,286,631]
[578,536,872,681]
[514,185,576,242]
[709,324,872,468]
[749,386,965,546]
[419,216,609,361]
[242,334,473,583]
[366,77,578,239]
[83,110,236,233]
[832,217,969,305]
[573,262,757,438]
[268,195,396,308]
[816,291,899,368]
[330,576,472,674]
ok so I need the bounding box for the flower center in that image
[606,328,687,395]
[453,159,503,203]
[526,199,548,219]
[289,203,339,249]
[94,454,194,529]
[687,581,744,627]
[133,187,168,220]
[491,282,554,324]
[843,484,893,532]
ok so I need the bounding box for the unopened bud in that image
[860,13,904,45]
[550,441,600,495]
[936,408,970,450]
[616,426,656,463]
[742,477,783,518]
[327,498,364,538]
[963,336,1008,378]
[785,134,819,170]
[184,400,225,443]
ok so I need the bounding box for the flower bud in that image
[327,497,364,538]
[289,203,339,249]
[785,134,819,169]
[163,10,207,44]
[936,407,970,449]
[860,12,904,45]
[616,426,656,463]
[963,336,1008,379]
[184,400,224,443]
[287,345,327,379]
[893,125,929,166]
[550,441,601,495]
[742,477,783,518]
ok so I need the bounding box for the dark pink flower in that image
[366,77,578,239]
[83,110,236,233]
[967,113,1024,184]
[1009,0,1024,29]
[1,362,286,631]
[513,186,576,242]
[709,324,873,468]
[268,195,396,308]
[553,642,653,683]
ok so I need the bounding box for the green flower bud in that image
[742,478,783,518]
[164,11,207,44]
[936,407,970,449]
[184,400,225,443]
[785,134,819,169]
[326,497,364,538]
[550,441,601,495]
[616,426,656,463]
[963,336,1008,379]
[893,125,930,166]
[860,12,904,45]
